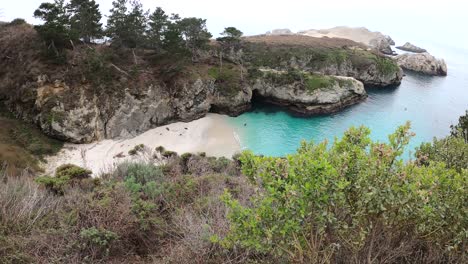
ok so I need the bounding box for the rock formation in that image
[0,24,402,143]
[396,42,427,53]
[394,52,447,76]
[253,72,366,115]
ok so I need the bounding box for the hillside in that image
[0,24,401,144]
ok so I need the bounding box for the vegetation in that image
[416,110,468,172]
[262,69,339,92]
[68,0,103,43]
[2,113,468,262]
[221,122,467,263]
[128,144,145,155]
[0,108,63,174]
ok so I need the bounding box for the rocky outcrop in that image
[298,26,396,55]
[253,71,366,115]
[394,52,447,76]
[0,24,400,143]
[396,42,427,53]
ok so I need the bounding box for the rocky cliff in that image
[0,24,401,143]
[394,52,447,76]
[253,70,366,115]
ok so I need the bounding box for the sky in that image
[1,0,467,47]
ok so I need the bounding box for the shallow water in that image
[227,42,468,158]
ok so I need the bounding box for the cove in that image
[227,43,468,158]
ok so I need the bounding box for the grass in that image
[0,106,63,174]
[262,69,338,93]
[243,40,400,78]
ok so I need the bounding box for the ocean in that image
[227,37,468,159]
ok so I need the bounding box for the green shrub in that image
[128,144,145,156]
[162,150,177,158]
[80,227,118,257]
[416,111,468,172]
[221,123,467,262]
[55,164,92,179]
[8,18,27,26]
[35,164,92,194]
[155,146,166,153]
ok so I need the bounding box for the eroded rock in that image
[394,52,447,76]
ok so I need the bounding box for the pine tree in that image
[106,0,147,48]
[68,0,103,43]
[147,7,168,51]
[177,17,212,60]
[34,0,74,50]
[106,0,128,46]
[126,0,148,48]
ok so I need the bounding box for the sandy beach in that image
[44,114,241,176]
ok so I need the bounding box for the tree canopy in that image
[68,0,103,43]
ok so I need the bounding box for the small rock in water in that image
[160,133,162,135]
[166,127,169,131]
[244,123,247,126]
[179,134,182,136]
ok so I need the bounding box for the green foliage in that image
[208,65,242,96]
[80,227,118,257]
[106,0,147,48]
[68,0,103,43]
[147,7,168,51]
[56,163,92,179]
[162,150,177,158]
[35,164,92,194]
[8,18,27,26]
[451,110,468,142]
[33,0,74,62]
[222,123,467,261]
[217,26,243,46]
[81,48,115,85]
[155,145,165,153]
[263,69,337,92]
[128,144,145,155]
[416,111,468,172]
[304,74,336,92]
[178,17,212,52]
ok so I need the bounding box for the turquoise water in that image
[227,42,468,158]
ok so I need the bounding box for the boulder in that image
[396,42,427,53]
[394,52,447,76]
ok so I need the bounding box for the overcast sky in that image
[2,0,467,46]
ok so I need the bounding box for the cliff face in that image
[253,71,366,115]
[394,53,447,76]
[0,25,401,143]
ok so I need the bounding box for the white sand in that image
[44,114,241,176]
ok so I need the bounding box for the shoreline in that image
[44,113,241,176]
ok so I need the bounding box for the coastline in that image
[44,113,241,176]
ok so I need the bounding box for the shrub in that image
[162,150,178,158]
[416,111,468,172]
[8,18,27,26]
[80,227,118,258]
[221,123,467,263]
[155,145,166,153]
[35,164,92,194]
[128,144,145,156]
